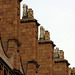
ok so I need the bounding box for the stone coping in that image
[38,40,56,47]
[20,18,40,26]
[55,59,70,66]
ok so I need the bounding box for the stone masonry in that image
[0,0,74,75]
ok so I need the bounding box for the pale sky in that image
[20,0,75,68]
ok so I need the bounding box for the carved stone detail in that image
[59,50,64,59]
[28,8,34,18]
[45,31,50,40]
[54,48,59,59]
[40,26,45,40]
[22,4,28,19]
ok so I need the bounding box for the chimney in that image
[45,30,50,40]
[22,4,28,19]
[73,68,75,73]
[59,50,64,59]
[28,8,34,19]
[40,26,45,40]
[54,47,59,59]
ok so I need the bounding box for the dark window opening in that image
[0,63,3,70]
[4,66,8,75]
[4,69,7,75]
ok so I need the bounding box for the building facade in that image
[0,0,73,75]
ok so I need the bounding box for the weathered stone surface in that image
[28,8,34,18]
[68,68,71,75]
[37,40,55,75]
[53,59,70,75]
[22,4,28,19]
[40,26,45,40]
[0,0,71,75]
[59,50,64,59]
[19,19,39,74]
[45,30,50,40]
[54,47,59,59]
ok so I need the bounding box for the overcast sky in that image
[20,0,75,68]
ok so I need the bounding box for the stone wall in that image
[19,19,40,74]
[0,0,72,75]
[53,59,69,75]
[37,40,55,75]
[0,0,21,53]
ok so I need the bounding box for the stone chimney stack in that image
[71,68,75,74]
[40,26,45,40]
[22,4,34,19]
[68,68,71,75]
[28,8,34,18]
[54,47,59,59]
[45,31,50,40]
[22,4,28,19]
[59,50,64,59]
[73,68,75,73]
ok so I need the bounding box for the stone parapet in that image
[20,19,40,26]
[55,59,70,66]
[38,40,56,47]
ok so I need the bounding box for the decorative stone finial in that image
[45,31,50,40]
[28,8,34,18]
[54,47,59,59]
[72,68,75,73]
[59,50,64,59]
[22,4,28,19]
[40,26,45,40]
[68,68,71,75]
